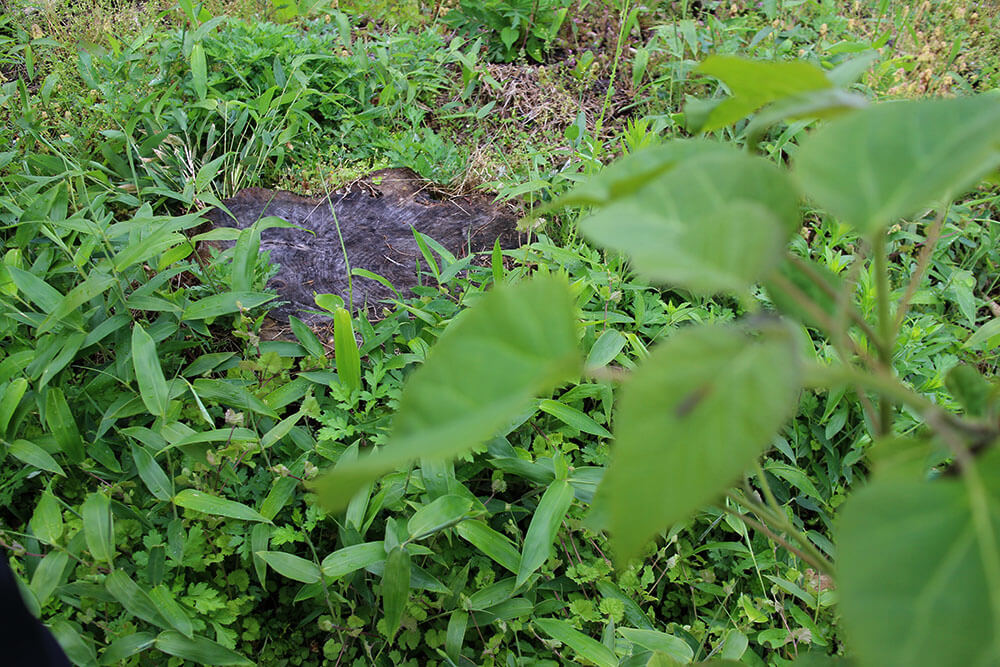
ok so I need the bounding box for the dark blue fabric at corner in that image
[0,556,71,667]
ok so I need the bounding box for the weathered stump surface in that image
[204,168,520,323]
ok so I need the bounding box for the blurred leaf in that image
[172,489,270,523]
[696,56,833,131]
[966,317,1000,350]
[581,146,799,295]
[516,479,574,588]
[838,450,1000,666]
[795,96,1000,236]
[535,618,617,667]
[82,493,114,565]
[256,551,321,584]
[597,323,801,562]
[312,275,580,510]
[382,546,410,641]
[946,365,993,417]
[765,255,844,329]
[132,323,170,418]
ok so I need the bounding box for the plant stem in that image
[893,207,947,336]
[872,233,894,436]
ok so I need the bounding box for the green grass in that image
[1,0,999,665]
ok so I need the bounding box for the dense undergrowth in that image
[1,0,999,665]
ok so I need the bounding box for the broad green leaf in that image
[191,379,279,418]
[37,272,114,335]
[406,495,473,540]
[446,610,468,661]
[586,329,627,370]
[46,387,84,463]
[155,631,253,666]
[455,520,521,573]
[0,376,27,435]
[82,493,115,565]
[312,275,580,510]
[549,140,730,208]
[172,489,270,523]
[619,628,694,662]
[321,541,386,579]
[597,323,801,562]
[251,523,271,587]
[190,42,207,100]
[9,439,65,476]
[966,317,1000,350]
[181,291,275,321]
[256,551,321,584]
[261,412,301,450]
[837,452,1000,667]
[195,154,227,195]
[30,489,64,544]
[795,96,1000,236]
[5,266,63,312]
[581,147,799,295]
[334,307,362,394]
[382,546,410,641]
[105,570,168,629]
[31,550,69,605]
[132,323,169,418]
[50,619,97,666]
[538,399,612,438]
[259,476,298,520]
[131,444,173,501]
[534,618,618,667]
[517,479,575,587]
[149,585,194,638]
[596,581,655,630]
[696,56,833,132]
[289,315,325,358]
[100,632,156,665]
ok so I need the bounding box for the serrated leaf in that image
[794,96,1000,236]
[597,323,801,562]
[312,275,580,510]
[581,146,799,295]
[517,479,575,587]
[535,618,617,667]
[255,551,321,584]
[172,489,270,523]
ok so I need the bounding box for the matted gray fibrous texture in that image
[204,168,520,324]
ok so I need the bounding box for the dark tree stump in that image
[204,168,520,324]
